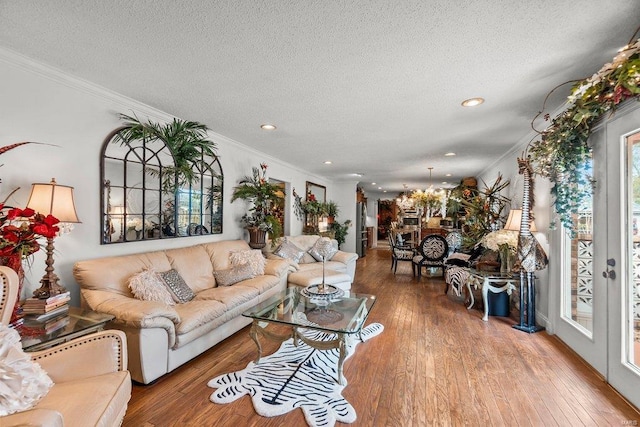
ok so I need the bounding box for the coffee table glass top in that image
[243,288,376,334]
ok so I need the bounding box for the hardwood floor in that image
[123,247,640,426]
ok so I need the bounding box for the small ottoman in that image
[288,269,352,291]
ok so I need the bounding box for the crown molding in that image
[0,46,331,184]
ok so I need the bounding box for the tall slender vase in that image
[1,254,24,324]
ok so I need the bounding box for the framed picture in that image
[305,181,326,203]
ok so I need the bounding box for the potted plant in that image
[231,163,283,248]
[329,219,351,249]
[324,201,339,225]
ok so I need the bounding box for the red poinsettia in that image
[0,204,60,258]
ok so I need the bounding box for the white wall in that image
[0,49,351,304]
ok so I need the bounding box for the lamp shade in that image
[26,178,80,223]
[503,209,536,232]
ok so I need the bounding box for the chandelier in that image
[396,184,414,211]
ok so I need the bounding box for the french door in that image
[553,102,640,410]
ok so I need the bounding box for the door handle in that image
[607,258,616,267]
[602,270,616,280]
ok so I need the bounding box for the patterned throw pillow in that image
[213,262,255,286]
[128,269,175,305]
[158,269,195,303]
[308,237,338,262]
[273,239,305,263]
[229,249,266,276]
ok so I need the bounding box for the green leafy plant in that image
[115,113,218,191]
[529,37,640,233]
[330,219,352,249]
[231,163,284,240]
[324,201,339,218]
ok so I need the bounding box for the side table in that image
[465,269,518,322]
[19,306,115,352]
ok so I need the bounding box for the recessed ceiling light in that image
[353,173,363,177]
[324,160,332,164]
[383,190,387,193]
[378,187,382,190]
[260,124,276,130]
[444,152,456,156]
[371,182,376,185]
[461,97,484,107]
[446,173,452,177]
[442,181,448,185]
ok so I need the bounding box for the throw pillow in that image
[273,239,305,263]
[213,262,255,286]
[229,249,266,276]
[0,325,53,416]
[308,237,338,262]
[158,269,196,303]
[128,269,175,305]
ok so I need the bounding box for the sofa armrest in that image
[265,253,299,271]
[81,289,180,326]
[263,258,290,277]
[29,330,128,383]
[331,250,358,265]
[2,408,64,427]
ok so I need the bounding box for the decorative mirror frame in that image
[100,126,223,244]
[305,181,326,203]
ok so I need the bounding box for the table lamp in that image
[26,178,80,298]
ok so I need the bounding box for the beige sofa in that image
[263,235,359,289]
[73,240,289,385]
[0,266,131,427]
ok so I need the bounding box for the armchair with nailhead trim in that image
[0,266,131,427]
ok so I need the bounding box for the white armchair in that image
[0,266,132,427]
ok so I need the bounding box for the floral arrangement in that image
[482,229,518,252]
[231,163,283,239]
[0,205,60,259]
[529,36,640,233]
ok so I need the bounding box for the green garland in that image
[529,38,640,233]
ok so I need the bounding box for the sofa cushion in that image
[34,371,131,427]
[165,245,215,293]
[201,240,252,272]
[158,269,195,303]
[74,251,173,297]
[213,263,255,287]
[229,249,266,276]
[127,269,175,305]
[173,299,228,336]
[231,275,281,295]
[196,285,260,309]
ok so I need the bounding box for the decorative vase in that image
[500,246,514,274]
[0,254,24,324]
[247,227,267,249]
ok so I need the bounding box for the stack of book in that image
[22,291,71,322]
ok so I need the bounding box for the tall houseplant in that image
[231,163,283,248]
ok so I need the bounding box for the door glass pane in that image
[627,131,640,369]
[562,154,594,335]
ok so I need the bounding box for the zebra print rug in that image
[208,323,384,427]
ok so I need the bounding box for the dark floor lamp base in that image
[512,324,545,333]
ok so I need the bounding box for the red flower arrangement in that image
[0,204,60,259]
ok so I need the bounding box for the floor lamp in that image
[26,178,80,298]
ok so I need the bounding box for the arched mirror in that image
[100,118,223,244]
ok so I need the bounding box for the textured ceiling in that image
[1,1,639,194]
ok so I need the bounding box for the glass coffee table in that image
[242,287,376,385]
[19,306,115,352]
